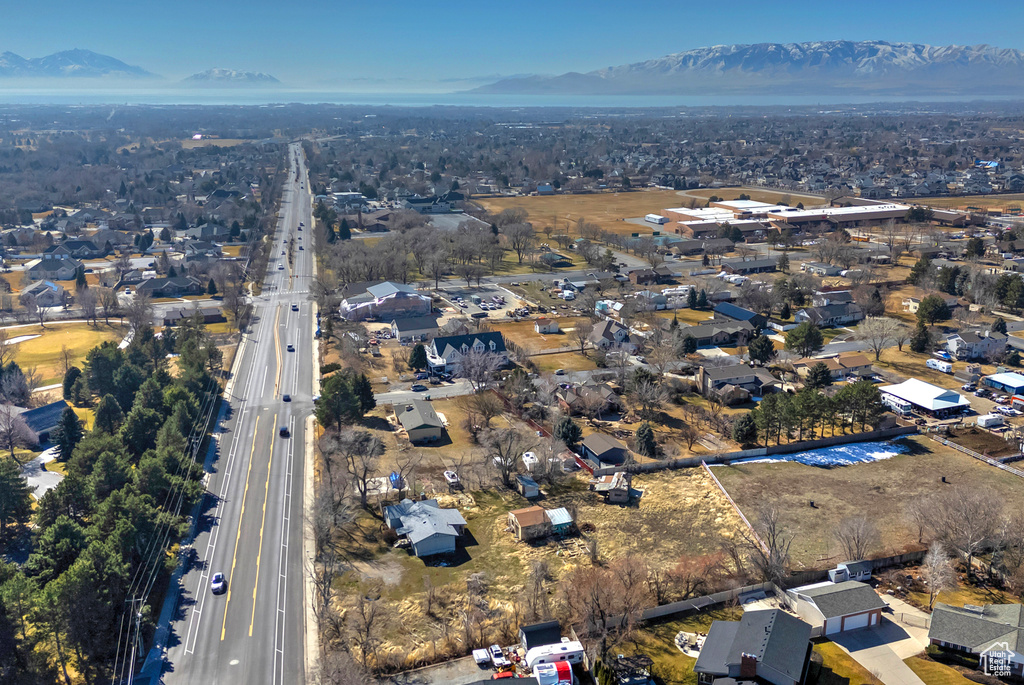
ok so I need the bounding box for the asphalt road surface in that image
[154,143,314,685]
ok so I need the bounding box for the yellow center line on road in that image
[273,304,282,396]
[222,415,259,641]
[250,412,276,637]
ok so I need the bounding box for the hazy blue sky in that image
[4,0,1023,88]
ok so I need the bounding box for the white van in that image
[926,358,953,374]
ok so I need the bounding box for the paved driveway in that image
[831,619,926,685]
[20,446,63,497]
[384,655,496,684]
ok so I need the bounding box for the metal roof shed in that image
[546,507,573,534]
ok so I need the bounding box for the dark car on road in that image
[279,426,290,437]
[411,384,428,392]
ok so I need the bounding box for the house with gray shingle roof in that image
[382,498,466,558]
[693,609,812,685]
[396,400,443,443]
[928,603,1024,677]
[787,580,886,635]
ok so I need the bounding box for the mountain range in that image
[0,49,154,78]
[473,40,1024,96]
[183,68,280,85]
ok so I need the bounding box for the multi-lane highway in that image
[149,143,316,684]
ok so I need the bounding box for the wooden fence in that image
[927,434,1024,479]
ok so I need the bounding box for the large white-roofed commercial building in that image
[879,378,970,419]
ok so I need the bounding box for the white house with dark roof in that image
[947,330,1007,360]
[426,331,507,374]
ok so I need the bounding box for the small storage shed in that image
[546,507,573,536]
[516,474,540,499]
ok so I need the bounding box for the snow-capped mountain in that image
[474,40,1024,95]
[0,49,154,78]
[183,69,280,86]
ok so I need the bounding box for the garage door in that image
[825,618,842,636]
[843,612,870,632]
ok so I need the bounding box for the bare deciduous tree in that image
[922,541,955,609]
[482,427,532,488]
[0,404,35,458]
[742,504,793,585]
[855,316,901,361]
[124,291,153,334]
[572,321,594,356]
[77,287,98,325]
[334,429,385,509]
[457,348,503,391]
[834,515,880,561]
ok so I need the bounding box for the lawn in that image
[497,317,589,353]
[531,350,599,374]
[713,435,1024,568]
[904,656,975,685]
[9,322,127,386]
[654,308,715,326]
[610,606,744,685]
[906,582,1018,613]
[812,641,883,685]
[478,189,692,237]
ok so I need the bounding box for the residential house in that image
[693,609,812,685]
[16,399,71,444]
[787,580,887,635]
[720,257,778,275]
[25,257,82,281]
[44,239,104,260]
[396,400,444,443]
[793,353,873,380]
[947,331,1007,361]
[927,603,1024,677]
[698,363,780,398]
[556,382,620,417]
[677,321,755,348]
[534,318,560,334]
[590,471,631,504]
[903,293,959,313]
[627,268,658,285]
[713,302,767,329]
[136,276,203,298]
[811,290,854,307]
[390,316,439,343]
[18,280,65,308]
[382,498,466,558]
[589,319,638,352]
[580,433,630,466]
[425,331,508,375]
[794,302,864,328]
[829,560,873,583]
[161,306,224,327]
[340,281,433,321]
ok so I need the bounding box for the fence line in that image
[896,612,931,629]
[702,461,767,553]
[927,434,1024,479]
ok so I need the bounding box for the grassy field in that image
[610,606,744,685]
[478,189,691,237]
[497,317,588,352]
[917,193,1024,212]
[713,436,1024,568]
[9,322,127,385]
[684,187,826,207]
[180,137,252,149]
[906,581,1018,612]
[654,308,715,325]
[904,656,975,684]
[530,350,599,374]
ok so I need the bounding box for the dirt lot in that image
[944,425,1020,458]
[495,317,589,353]
[713,435,1024,568]
[531,350,599,374]
[917,193,1024,211]
[683,187,826,207]
[478,189,691,237]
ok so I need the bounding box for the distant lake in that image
[0,88,1021,109]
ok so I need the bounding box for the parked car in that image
[555,369,565,375]
[962,383,976,391]
[411,384,428,392]
[489,645,510,668]
[933,351,953,361]
[415,372,429,380]
[996,395,1010,404]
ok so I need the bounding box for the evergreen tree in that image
[907,257,931,285]
[409,344,428,370]
[785,322,825,358]
[352,372,376,414]
[315,372,361,430]
[682,334,697,355]
[159,226,171,242]
[696,289,709,310]
[337,218,350,241]
[207,278,218,296]
[777,252,790,273]
[635,421,656,458]
[53,407,83,462]
[747,333,776,365]
[92,394,125,434]
[805,361,834,389]
[0,456,31,540]
[553,416,582,448]
[993,316,1008,335]
[779,302,791,320]
[916,294,951,326]
[75,266,87,291]
[687,288,697,310]
[732,413,759,446]
[62,366,82,400]
[1007,349,1021,367]
[910,322,931,353]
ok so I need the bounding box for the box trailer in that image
[644,213,668,225]
[978,414,1005,428]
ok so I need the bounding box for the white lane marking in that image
[259,365,269,398]
[273,414,296,684]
